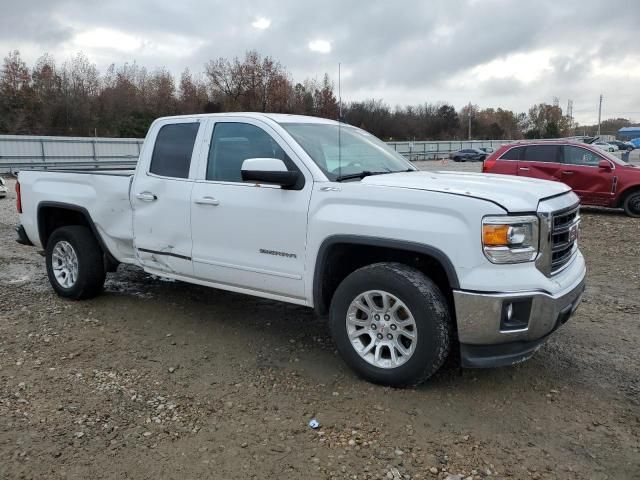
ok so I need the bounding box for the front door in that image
[560,145,615,206]
[190,118,312,301]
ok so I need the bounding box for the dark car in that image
[450,148,487,162]
[608,140,634,151]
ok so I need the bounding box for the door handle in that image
[136,192,157,202]
[519,167,530,171]
[194,196,220,206]
[561,171,574,175]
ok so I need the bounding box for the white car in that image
[0,177,8,198]
[15,113,586,386]
[593,141,617,152]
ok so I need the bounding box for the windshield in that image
[281,123,414,180]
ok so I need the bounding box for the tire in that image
[452,156,461,162]
[329,262,451,387]
[622,191,640,218]
[45,226,106,299]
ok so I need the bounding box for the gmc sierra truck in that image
[15,113,586,386]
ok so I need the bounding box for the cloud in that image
[251,17,271,30]
[0,0,638,124]
[308,40,331,54]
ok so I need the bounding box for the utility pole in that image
[597,94,603,136]
[467,102,472,140]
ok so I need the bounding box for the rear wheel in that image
[329,262,451,387]
[45,226,106,299]
[623,191,640,218]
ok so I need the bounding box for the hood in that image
[360,171,572,212]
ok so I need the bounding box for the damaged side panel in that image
[132,177,195,277]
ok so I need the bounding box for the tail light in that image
[16,180,22,213]
[482,155,496,173]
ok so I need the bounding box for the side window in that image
[523,145,560,163]
[563,146,602,166]
[500,146,524,160]
[149,123,200,178]
[207,122,296,182]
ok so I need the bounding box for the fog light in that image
[500,299,532,331]
[505,303,514,321]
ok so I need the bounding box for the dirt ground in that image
[0,167,638,480]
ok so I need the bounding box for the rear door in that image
[131,119,204,275]
[517,144,563,182]
[560,145,615,206]
[486,145,523,175]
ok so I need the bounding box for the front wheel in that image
[623,191,640,218]
[45,226,106,299]
[329,263,451,387]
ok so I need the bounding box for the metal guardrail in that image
[387,140,512,161]
[0,135,517,173]
[0,135,143,174]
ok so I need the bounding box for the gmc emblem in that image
[568,225,579,243]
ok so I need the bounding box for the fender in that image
[37,201,119,267]
[313,235,460,314]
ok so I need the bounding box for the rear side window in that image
[149,123,200,178]
[500,146,524,160]
[523,145,560,163]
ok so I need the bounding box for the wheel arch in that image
[313,235,460,316]
[616,185,640,208]
[37,201,119,269]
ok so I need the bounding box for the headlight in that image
[482,215,539,263]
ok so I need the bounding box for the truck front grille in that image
[550,206,580,274]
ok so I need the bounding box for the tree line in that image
[0,49,635,140]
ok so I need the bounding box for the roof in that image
[155,112,339,125]
[502,139,589,146]
[618,127,640,132]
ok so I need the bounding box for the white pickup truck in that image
[15,113,586,386]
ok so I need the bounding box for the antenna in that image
[338,62,342,179]
[338,62,342,120]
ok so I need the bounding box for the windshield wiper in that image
[334,170,391,182]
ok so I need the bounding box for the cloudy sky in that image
[2,0,639,124]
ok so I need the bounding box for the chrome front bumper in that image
[453,271,586,367]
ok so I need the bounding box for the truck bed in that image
[18,169,137,264]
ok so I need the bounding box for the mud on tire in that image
[45,225,106,300]
[329,262,451,387]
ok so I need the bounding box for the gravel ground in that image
[0,164,639,479]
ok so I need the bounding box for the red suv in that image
[483,141,640,217]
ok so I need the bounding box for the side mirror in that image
[598,159,612,171]
[241,158,301,189]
